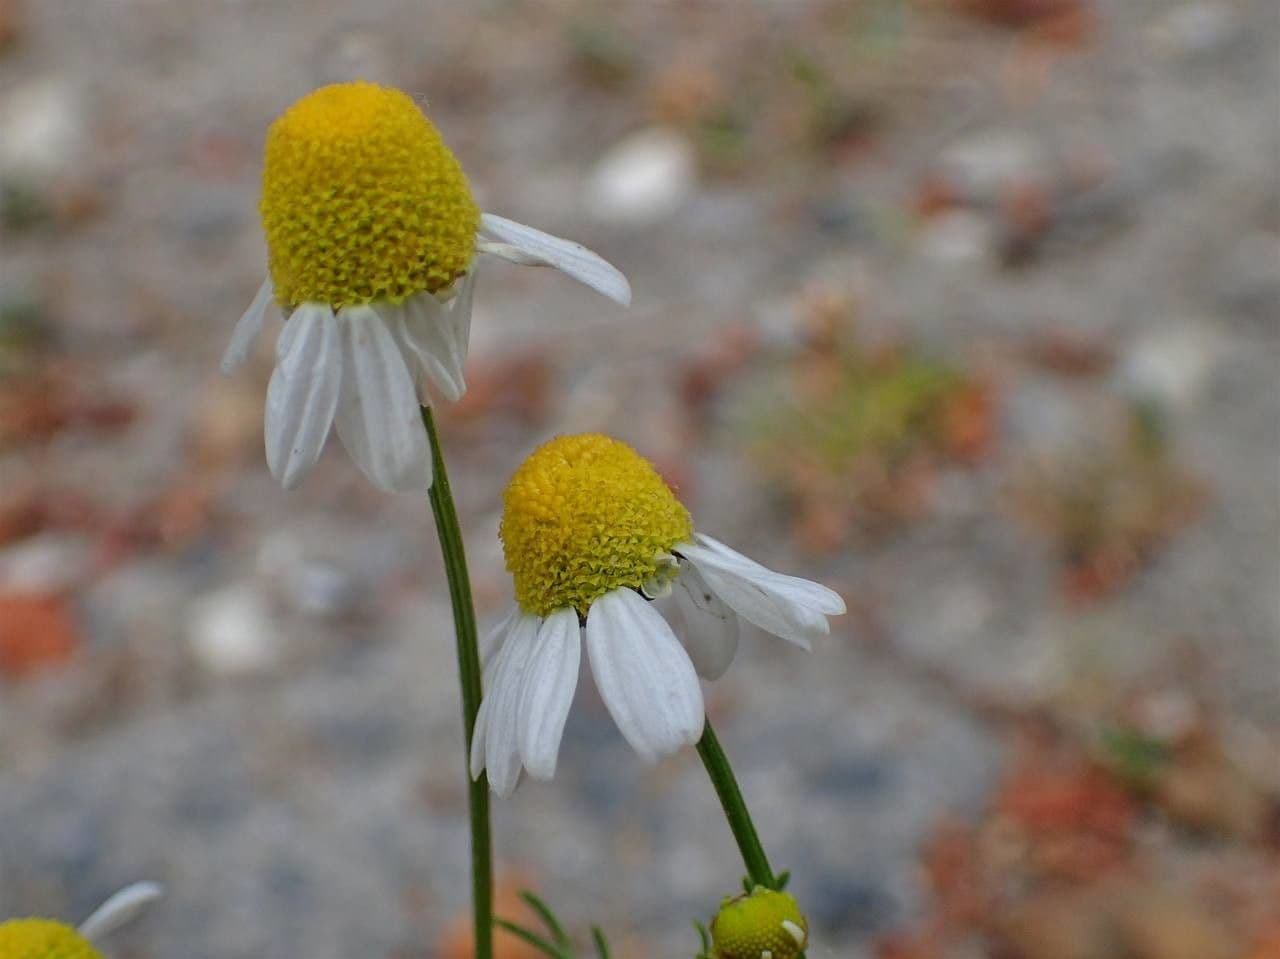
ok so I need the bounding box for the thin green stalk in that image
[422,405,492,959]
[698,719,807,956]
[695,719,775,890]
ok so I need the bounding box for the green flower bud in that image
[710,887,809,959]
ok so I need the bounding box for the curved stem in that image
[695,719,775,890]
[422,406,493,959]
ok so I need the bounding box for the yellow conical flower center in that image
[0,920,103,959]
[501,434,694,617]
[259,82,480,309]
[710,888,809,959]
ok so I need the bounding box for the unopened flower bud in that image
[710,886,809,959]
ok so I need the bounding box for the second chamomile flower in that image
[471,434,846,796]
[0,882,162,959]
[222,82,630,493]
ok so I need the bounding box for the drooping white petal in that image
[474,241,544,265]
[470,645,506,779]
[390,294,466,403]
[333,306,432,493]
[221,277,274,374]
[263,305,342,490]
[517,607,582,780]
[683,564,824,650]
[585,588,704,761]
[472,625,514,779]
[471,611,528,779]
[481,612,540,797]
[480,606,519,673]
[441,270,475,379]
[693,533,847,615]
[674,564,740,680]
[678,541,837,651]
[472,614,534,781]
[478,213,632,306]
[78,881,164,942]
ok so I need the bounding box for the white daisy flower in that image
[221,82,630,493]
[0,881,163,957]
[471,434,845,796]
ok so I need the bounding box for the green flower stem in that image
[422,405,492,959]
[697,719,808,957]
[696,719,775,889]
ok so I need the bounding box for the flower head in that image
[222,82,631,493]
[472,434,845,795]
[501,434,693,616]
[260,82,479,308]
[0,882,163,959]
[710,887,809,959]
[0,921,102,959]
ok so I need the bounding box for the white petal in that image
[442,270,475,378]
[471,610,525,776]
[690,575,823,650]
[333,306,432,493]
[480,606,519,673]
[693,533,847,615]
[390,294,466,403]
[78,881,164,941]
[472,628,514,779]
[678,539,837,648]
[585,588,704,761]
[483,612,540,796]
[517,608,582,780]
[470,647,506,779]
[221,277,274,374]
[675,553,824,650]
[478,213,632,306]
[674,565,740,680]
[474,241,544,265]
[263,305,341,489]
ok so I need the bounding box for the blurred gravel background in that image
[0,1,1276,957]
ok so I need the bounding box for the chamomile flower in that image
[470,434,845,796]
[0,882,163,959]
[222,82,630,493]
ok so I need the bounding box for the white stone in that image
[188,584,279,676]
[1152,2,1238,58]
[1118,323,1223,412]
[0,534,93,592]
[588,127,696,225]
[0,77,86,179]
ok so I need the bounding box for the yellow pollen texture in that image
[259,82,480,308]
[501,434,694,617]
[0,920,103,959]
[710,889,809,959]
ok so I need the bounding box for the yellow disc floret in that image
[259,82,480,308]
[501,434,694,617]
[710,888,809,959]
[0,920,103,959]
